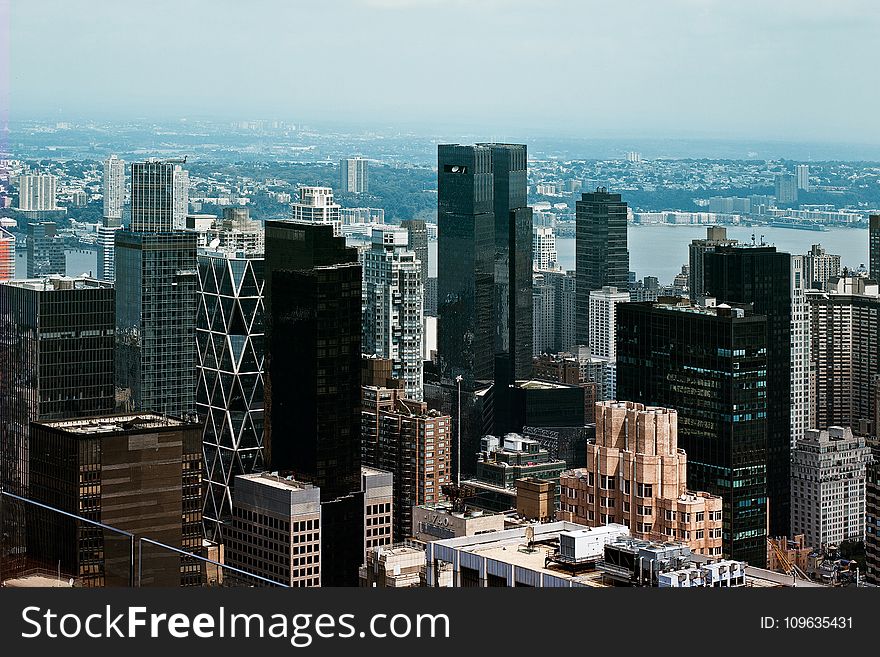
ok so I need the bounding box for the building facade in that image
[791,426,871,549]
[0,277,115,494]
[115,231,199,417]
[130,158,189,232]
[576,187,629,345]
[339,157,369,194]
[804,244,840,290]
[26,222,65,278]
[361,227,424,401]
[559,401,723,556]
[0,227,15,281]
[27,413,203,587]
[18,173,57,211]
[197,221,265,543]
[290,186,342,237]
[616,300,769,565]
[533,226,558,271]
[102,154,125,221]
[226,473,321,587]
[687,226,738,301]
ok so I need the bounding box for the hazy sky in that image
[8,0,880,142]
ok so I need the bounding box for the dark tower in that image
[870,215,880,282]
[263,220,362,501]
[703,245,792,539]
[575,188,629,346]
[617,301,769,565]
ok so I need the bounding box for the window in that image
[636,483,653,498]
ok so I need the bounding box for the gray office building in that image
[26,222,65,278]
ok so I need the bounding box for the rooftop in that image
[2,275,111,292]
[36,413,192,435]
[239,472,315,492]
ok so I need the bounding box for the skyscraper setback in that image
[575,188,629,346]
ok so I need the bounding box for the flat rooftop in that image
[2,275,111,292]
[37,413,191,435]
[239,472,314,492]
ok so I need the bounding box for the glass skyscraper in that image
[25,222,65,278]
[130,158,189,232]
[115,231,199,417]
[617,300,769,565]
[575,188,630,346]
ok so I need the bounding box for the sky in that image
[7,0,880,143]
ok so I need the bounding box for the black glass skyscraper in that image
[575,188,629,345]
[263,220,362,501]
[437,144,496,390]
[115,231,199,418]
[617,301,769,565]
[703,245,792,538]
[0,277,115,494]
[870,215,880,281]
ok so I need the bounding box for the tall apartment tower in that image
[27,414,203,587]
[791,426,871,549]
[796,164,810,192]
[401,219,429,284]
[339,157,369,194]
[361,386,451,539]
[870,215,880,282]
[775,173,798,206]
[808,276,880,431]
[130,158,189,232]
[97,155,126,282]
[804,244,841,290]
[533,226,558,271]
[102,154,125,221]
[291,186,342,237]
[532,271,556,356]
[559,401,724,556]
[263,220,361,498]
[687,226,738,301]
[575,188,629,346]
[115,232,199,417]
[18,173,57,211]
[197,215,266,543]
[361,227,424,401]
[26,222,65,277]
[703,245,792,539]
[617,300,769,565]
[790,255,811,451]
[0,228,13,281]
[0,277,115,494]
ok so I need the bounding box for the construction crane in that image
[768,538,810,581]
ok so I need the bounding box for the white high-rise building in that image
[339,157,369,194]
[796,164,810,192]
[102,154,125,221]
[18,173,57,211]
[790,255,811,450]
[791,426,871,549]
[533,226,558,270]
[588,286,630,360]
[291,186,342,237]
[130,158,189,232]
[96,224,123,281]
[804,244,840,290]
[361,227,424,400]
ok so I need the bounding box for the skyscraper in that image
[687,226,738,301]
[796,164,810,192]
[361,226,424,401]
[197,214,266,543]
[870,215,880,282]
[115,231,199,417]
[533,226,558,270]
[291,186,342,237]
[807,276,880,431]
[775,173,798,206]
[437,144,495,389]
[25,222,65,277]
[96,222,123,282]
[102,154,125,221]
[703,244,792,539]
[339,157,369,194]
[263,220,361,499]
[0,277,115,494]
[130,158,189,232]
[617,300,769,565]
[575,188,629,345]
[0,227,15,282]
[790,255,811,452]
[804,243,841,290]
[18,173,57,211]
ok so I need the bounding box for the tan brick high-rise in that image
[559,401,723,556]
